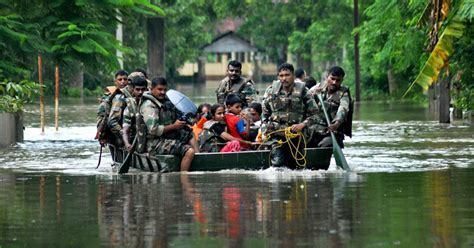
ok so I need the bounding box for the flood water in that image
[1,81,473,247]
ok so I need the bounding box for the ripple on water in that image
[0,120,473,175]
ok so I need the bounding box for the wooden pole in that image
[38,54,45,134]
[55,64,59,131]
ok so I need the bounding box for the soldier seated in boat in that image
[308,66,353,148]
[261,63,319,168]
[122,76,148,151]
[215,60,257,107]
[139,77,199,171]
[199,103,257,152]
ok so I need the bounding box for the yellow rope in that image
[259,127,307,168]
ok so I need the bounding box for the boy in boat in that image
[199,103,257,152]
[139,77,199,171]
[215,60,257,107]
[308,66,352,148]
[224,93,253,150]
[261,63,319,168]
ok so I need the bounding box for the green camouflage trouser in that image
[149,129,193,157]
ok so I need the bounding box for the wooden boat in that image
[110,146,334,172]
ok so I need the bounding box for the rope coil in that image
[259,127,307,168]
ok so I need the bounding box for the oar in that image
[316,94,351,171]
[118,136,138,174]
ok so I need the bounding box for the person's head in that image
[114,70,129,89]
[277,63,295,88]
[326,66,345,93]
[225,93,243,115]
[295,68,306,80]
[248,102,262,122]
[134,68,148,78]
[210,103,225,122]
[150,77,168,101]
[226,60,242,82]
[304,76,317,89]
[131,77,148,99]
[198,103,211,115]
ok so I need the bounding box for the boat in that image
[110,146,334,172]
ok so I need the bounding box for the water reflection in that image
[1,169,474,246]
[96,172,361,247]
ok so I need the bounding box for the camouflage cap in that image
[128,71,145,81]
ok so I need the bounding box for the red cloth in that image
[220,140,241,153]
[225,113,245,140]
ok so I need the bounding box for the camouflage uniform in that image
[261,80,319,168]
[122,96,139,144]
[139,92,192,157]
[107,87,133,146]
[216,76,257,107]
[309,83,351,148]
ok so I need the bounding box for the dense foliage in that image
[0,0,472,113]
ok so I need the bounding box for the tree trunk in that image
[296,54,312,76]
[69,61,84,98]
[439,74,450,123]
[197,56,206,83]
[387,66,397,95]
[0,112,23,147]
[147,17,165,78]
[354,0,361,102]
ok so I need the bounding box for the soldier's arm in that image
[215,81,226,103]
[122,107,132,149]
[242,81,258,104]
[142,103,165,137]
[334,92,350,123]
[301,88,319,127]
[107,96,125,134]
[261,87,272,122]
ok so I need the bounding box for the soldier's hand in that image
[124,143,133,151]
[291,123,306,132]
[173,120,187,130]
[328,121,341,132]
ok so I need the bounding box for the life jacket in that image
[216,77,254,106]
[135,93,177,153]
[268,80,306,125]
[95,88,121,145]
[198,120,224,152]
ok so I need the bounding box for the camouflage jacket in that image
[262,81,319,129]
[122,97,139,141]
[107,87,133,134]
[139,92,179,151]
[215,76,257,106]
[313,84,350,125]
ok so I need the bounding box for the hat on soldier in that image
[128,71,145,81]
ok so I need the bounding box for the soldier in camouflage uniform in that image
[107,69,134,147]
[215,60,257,107]
[261,63,319,168]
[308,66,351,148]
[122,76,148,151]
[139,77,198,171]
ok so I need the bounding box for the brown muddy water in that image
[0,81,473,247]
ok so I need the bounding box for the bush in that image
[0,80,41,113]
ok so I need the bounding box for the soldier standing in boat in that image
[215,60,257,107]
[261,63,319,168]
[139,77,198,171]
[122,76,148,151]
[308,66,352,148]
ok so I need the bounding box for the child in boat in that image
[224,93,250,142]
[248,102,262,142]
[192,103,211,140]
[198,103,256,152]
